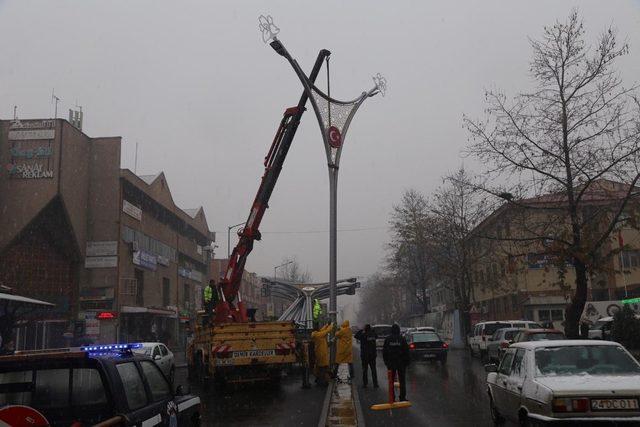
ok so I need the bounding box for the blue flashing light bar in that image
[81,343,143,352]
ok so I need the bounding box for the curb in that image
[318,380,335,427]
[351,382,366,427]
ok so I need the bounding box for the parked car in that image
[133,342,175,383]
[372,324,393,349]
[407,331,448,363]
[513,328,565,343]
[486,340,640,425]
[589,316,614,340]
[0,343,200,426]
[469,320,542,360]
[487,328,523,363]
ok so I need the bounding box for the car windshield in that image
[527,332,564,341]
[535,345,640,376]
[484,323,508,335]
[504,330,519,340]
[373,326,392,337]
[412,332,440,342]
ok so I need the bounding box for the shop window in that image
[538,309,551,322]
[162,278,170,307]
[551,309,564,321]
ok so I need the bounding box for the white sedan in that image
[133,342,175,383]
[486,340,640,425]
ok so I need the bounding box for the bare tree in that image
[464,10,640,337]
[428,167,492,335]
[357,273,405,325]
[387,189,433,314]
[279,256,312,284]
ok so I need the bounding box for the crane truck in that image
[187,48,330,387]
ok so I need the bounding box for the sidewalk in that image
[320,364,365,426]
[173,350,187,368]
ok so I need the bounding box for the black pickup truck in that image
[0,343,200,426]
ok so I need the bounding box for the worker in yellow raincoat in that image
[311,322,332,385]
[334,320,354,379]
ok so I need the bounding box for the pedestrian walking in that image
[382,324,410,402]
[311,322,332,385]
[355,324,378,388]
[334,320,354,379]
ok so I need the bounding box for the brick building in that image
[0,118,214,349]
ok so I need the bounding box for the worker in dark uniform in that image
[203,280,219,326]
[382,323,410,402]
[355,324,378,388]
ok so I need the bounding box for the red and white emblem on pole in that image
[327,126,342,148]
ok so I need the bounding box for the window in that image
[511,349,526,377]
[538,309,551,322]
[622,250,640,269]
[183,283,191,309]
[162,278,170,307]
[33,369,69,408]
[135,269,144,306]
[499,350,515,375]
[152,346,161,359]
[116,362,147,410]
[551,309,564,321]
[140,361,171,402]
[0,370,33,406]
[160,345,169,356]
[72,368,107,406]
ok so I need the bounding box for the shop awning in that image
[0,292,55,307]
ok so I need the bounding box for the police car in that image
[0,343,201,426]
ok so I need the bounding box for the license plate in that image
[423,354,436,358]
[591,399,639,411]
[232,350,276,358]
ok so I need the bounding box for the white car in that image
[469,320,542,360]
[372,324,393,349]
[486,340,640,425]
[133,342,175,383]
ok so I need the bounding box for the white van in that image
[469,320,542,359]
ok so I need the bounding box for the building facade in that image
[468,180,640,329]
[0,118,214,350]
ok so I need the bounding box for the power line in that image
[217,226,389,235]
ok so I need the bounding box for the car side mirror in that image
[175,385,185,396]
[154,354,162,360]
[484,363,498,373]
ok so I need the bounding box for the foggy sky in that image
[2,0,640,298]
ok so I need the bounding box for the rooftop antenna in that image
[134,142,139,174]
[13,106,17,120]
[51,89,61,119]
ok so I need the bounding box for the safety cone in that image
[370,370,412,410]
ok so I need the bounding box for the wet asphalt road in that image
[173,348,503,426]
[355,347,498,427]
[174,367,327,426]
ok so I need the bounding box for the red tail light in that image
[409,343,415,350]
[500,341,509,348]
[552,398,589,413]
[442,343,448,349]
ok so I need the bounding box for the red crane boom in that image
[215,49,330,323]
